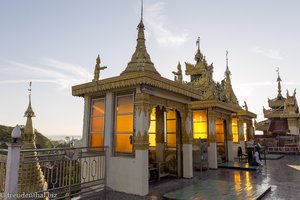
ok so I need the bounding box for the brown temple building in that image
[255,70,300,147]
[72,10,256,195]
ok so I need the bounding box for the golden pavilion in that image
[72,9,256,195]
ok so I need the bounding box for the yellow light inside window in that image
[166,110,176,148]
[148,108,156,147]
[232,118,238,143]
[243,123,248,141]
[90,98,105,147]
[115,94,134,153]
[193,110,207,139]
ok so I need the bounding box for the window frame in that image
[148,108,156,147]
[113,92,135,156]
[232,117,239,143]
[166,110,177,149]
[192,110,208,139]
[89,97,106,147]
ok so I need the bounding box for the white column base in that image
[107,150,148,196]
[227,141,234,162]
[208,142,217,169]
[183,144,193,178]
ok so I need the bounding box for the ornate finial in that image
[226,50,228,68]
[96,54,100,65]
[172,61,183,83]
[24,81,35,117]
[276,67,282,98]
[224,50,231,78]
[243,101,248,111]
[196,37,200,50]
[195,37,203,63]
[137,0,145,29]
[141,0,143,22]
[93,54,107,81]
[28,81,32,102]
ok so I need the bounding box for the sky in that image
[1,0,300,138]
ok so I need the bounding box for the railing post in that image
[4,143,21,200]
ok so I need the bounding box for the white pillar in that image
[104,92,113,148]
[182,108,193,178]
[4,143,21,200]
[227,118,234,162]
[183,144,193,178]
[208,109,217,169]
[227,141,234,162]
[135,150,149,195]
[82,95,91,147]
[208,143,217,169]
[104,92,113,187]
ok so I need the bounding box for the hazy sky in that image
[1,0,300,137]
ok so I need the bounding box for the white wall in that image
[107,150,148,196]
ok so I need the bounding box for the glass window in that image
[216,119,224,143]
[90,98,105,147]
[193,110,207,139]
[232,117,238,143]
[166,110,176,148]
[148,108,156,147]
[114,94,134,154]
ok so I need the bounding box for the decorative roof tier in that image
[223,51,239,106]
[184,42,240,107]
[121,4,160,76]
[268,68,286,109]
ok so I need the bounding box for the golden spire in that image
[24,81,35,117]
[21,82,48,193]
[121,0,160,76]
[23,82,36,148]
[276,68,282,98]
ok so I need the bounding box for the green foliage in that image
[0,125,53,149]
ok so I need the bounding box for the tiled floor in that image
[218,161,260,171]
[97,154,300,200]
[163,179,271,200]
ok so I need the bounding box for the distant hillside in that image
[0,125,53,149]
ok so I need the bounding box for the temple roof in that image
[72,71,201,99]
[120,12,160,76]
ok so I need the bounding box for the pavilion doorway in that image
[148,107,183,181]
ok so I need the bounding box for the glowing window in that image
[114,94,134,153]
[90,98,105,147]
[193,110,207,139]
[148,108,156,147]
[243,122,248,142]
[232,117,238,143]
[216,119,224,143]
[166,110,176,148]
